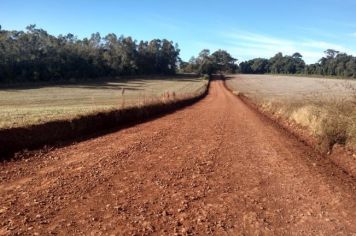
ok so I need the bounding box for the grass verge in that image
[0,75,205,129]
[225,75,356,154]
[0,79,209,160]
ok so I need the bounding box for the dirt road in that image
[1,80,356,235]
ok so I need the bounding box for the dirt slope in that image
[1,80,356,235]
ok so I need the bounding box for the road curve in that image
[1,80,356,235]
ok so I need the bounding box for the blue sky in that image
[1,0,356,63]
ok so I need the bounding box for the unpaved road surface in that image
[1,80,356,235]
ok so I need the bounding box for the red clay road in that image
[1,80,356,235]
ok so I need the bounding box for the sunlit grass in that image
[0,76,207,129]
[226,74,356,152]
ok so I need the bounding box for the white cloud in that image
[222,32,292,47]
[210,30,356,64]
[351,32,356,38]
[301,40,349,52]
[296,26,339,39]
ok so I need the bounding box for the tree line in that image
[238,49,356,78]
[2,24,355,82]
[180,49,238,75]
[0,25,180,83]
[179,48,356,78]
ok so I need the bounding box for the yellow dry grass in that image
[0,76,207,129]
[226,74,356,151]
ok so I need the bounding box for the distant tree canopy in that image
[180,49,237,75]
[2,24,355,82]
[306,50,356,77]
[239,52,306,74]
[0,25,180,83]
[238,50,356,78]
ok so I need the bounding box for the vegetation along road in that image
[1,80,356,235]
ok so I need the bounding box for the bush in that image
[202,74,210,80]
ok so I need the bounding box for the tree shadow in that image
[0,75,201,91]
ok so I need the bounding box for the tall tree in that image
[180,49,237,75]
[0,25,182,83]
[211,50,237,73]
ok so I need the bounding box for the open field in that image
[0,76,207,129]
[226,74,356,151]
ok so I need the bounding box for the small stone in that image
[142,221,154,232]
[181,227,188,234]
[40,220,49,224]
[114,206,124,213]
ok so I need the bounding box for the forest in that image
[0,25,180,82]
[1,25,356,83]
[237,49,356,78]
[182,49,356,78]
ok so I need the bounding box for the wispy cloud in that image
[146,14,183,32]
[222,32,292,47]
[351,32,356,38]
[296,26,339,39]
[204,30,356,64]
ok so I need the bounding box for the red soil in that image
[1,80,356,235]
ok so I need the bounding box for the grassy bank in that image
[226,74,356,152]
[0,76,206,129]
[0,77,209,158]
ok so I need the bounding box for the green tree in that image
[211,50,237,73]
[0,25,182,83]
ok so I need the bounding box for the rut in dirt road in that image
[1,80,356,235]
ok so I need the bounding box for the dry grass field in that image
[226,74,356,151]
[0,77,207,129]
